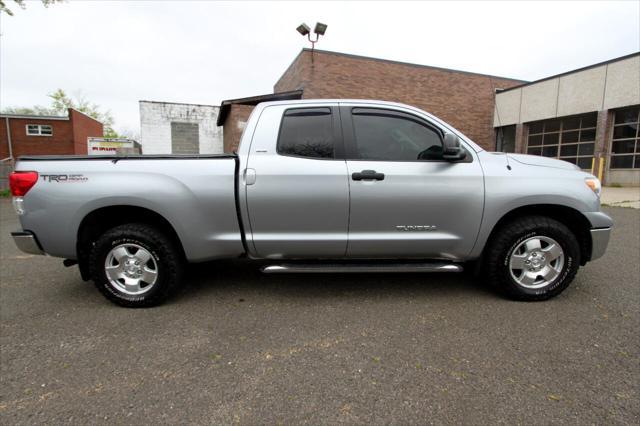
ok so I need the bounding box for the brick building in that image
[218,49,525,153]
[273,49,527,151]
[1,108,103,160]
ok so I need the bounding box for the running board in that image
[261,263,463,274]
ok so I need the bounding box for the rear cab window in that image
[277,107,336,159]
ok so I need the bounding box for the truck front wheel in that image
[485,216,580,301]
[89,223,183,307]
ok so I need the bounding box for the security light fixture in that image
[296,21,328,64]
[296,23,310,36]
[314,22,327,36]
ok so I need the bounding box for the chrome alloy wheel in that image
[104,243,158,295]
[509,236,565,289]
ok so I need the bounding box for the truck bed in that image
[17,154,236,161]
[14,154,245,262]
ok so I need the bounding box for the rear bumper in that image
[590,227,611,261]
[11,231,45,255]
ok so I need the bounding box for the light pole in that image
[296,22,327,63]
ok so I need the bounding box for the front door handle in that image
[352,170,385,181]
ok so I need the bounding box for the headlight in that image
[585,177,601,198]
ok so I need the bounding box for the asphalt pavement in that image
[1,199,638,424]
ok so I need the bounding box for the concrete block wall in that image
[171,122,200,154]
[139,101,223,154]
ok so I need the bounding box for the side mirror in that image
[442,133,467,161]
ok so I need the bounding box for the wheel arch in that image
[482,204,592,265]
[76,205,186,280]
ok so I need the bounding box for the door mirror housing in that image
[442,133,467,161]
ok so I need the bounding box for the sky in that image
[1,0,639,135]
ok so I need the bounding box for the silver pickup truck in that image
[10,100,613,307]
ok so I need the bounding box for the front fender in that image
[469,157,604,259]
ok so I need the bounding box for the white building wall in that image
[557,65,607,117]
[520,78,560,123]
[139,101,223,154]
[603,55,640,110]
[494,53,640,126]
[493,88,521,127]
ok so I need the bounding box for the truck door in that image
[244,104,349,259]
[341,105,484,260]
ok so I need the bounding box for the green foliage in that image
[0,188,11,198]
[2,89,117,138]
[1,0,63,16]
[1,106,57,116]
[48,89,116,136]
[103,127,120,138]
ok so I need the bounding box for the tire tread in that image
[89,223,182,308]
[485,215,580,301]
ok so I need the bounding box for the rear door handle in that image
[352,170,385,181]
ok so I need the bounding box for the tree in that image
[2,89,118,138]
[1,105,57,116]
[48,89,118,137]
[0,0,63,16]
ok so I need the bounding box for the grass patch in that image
[602,203,637,209]
[0,188,10,198]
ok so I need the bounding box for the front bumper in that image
[11,231,45,255]
[590,227,611,261]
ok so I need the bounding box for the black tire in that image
[89,223,183,307]
[485,215,580,301]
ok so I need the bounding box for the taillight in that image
[9,171,39,196]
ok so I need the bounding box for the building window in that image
[610,106,639,169]
[526,113,597,169]
[26,124,53,136]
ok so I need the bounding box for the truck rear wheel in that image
[89,223,183,307]
[485,216,580,301]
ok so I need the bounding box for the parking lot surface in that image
[1,199,638,424]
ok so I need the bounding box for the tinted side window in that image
[351,109,443,161]
[277,108,334,159]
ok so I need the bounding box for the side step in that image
[261,263,463,274]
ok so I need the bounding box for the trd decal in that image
[41,174,88,182]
